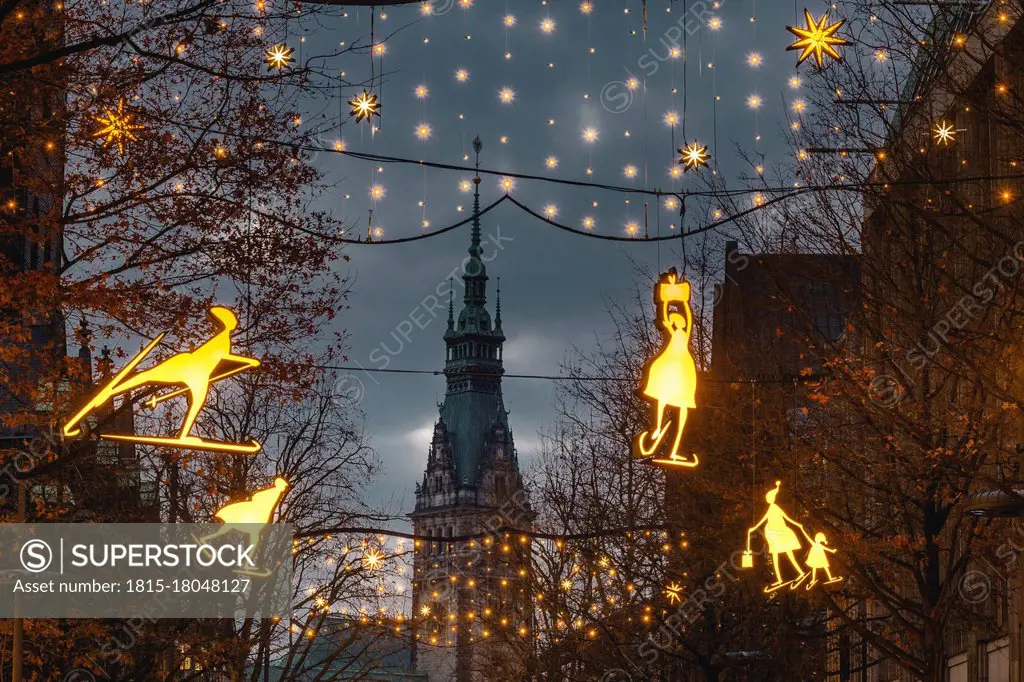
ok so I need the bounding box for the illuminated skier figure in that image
[635,268,699,468]
[62,306,262,454]
[804,532,842,589]
[744,481,812,593]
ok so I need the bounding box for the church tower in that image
[410,138,533,682]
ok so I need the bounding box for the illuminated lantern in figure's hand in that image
[634,268,699,468]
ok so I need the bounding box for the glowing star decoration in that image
[362,548,385,570]
[414,84,429,99]
[635,269,699,468]
[498,87,516,104]
[747,52,764,67]
[747,94,763,109]
[545,156,559,169]
[786,9,848,67]
[348,90,381,124]
[62,307,262,454]
[415,123,433,140]
[677,141,710,173]
[663,111,680,127]
[455,68,470,82]
[582,127,599,143]
[92,99,144,155]
[265,43,295,70]
[540,17,555,33]
[665,582,683,604]
[740,480,843,593]
[933,120,956,145]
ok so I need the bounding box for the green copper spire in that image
[437,135,508,485]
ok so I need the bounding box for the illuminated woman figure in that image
[636,268,699,467]
[746,481,812,592]
[805,532,842,589]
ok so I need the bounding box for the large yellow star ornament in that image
[933,120,956,145]
[265,43,295,71]
[786,9,848,67]
[93,99,144,155]
[349,90,382,124]
[677,141,710,173]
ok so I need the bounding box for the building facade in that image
[409,142,533,682]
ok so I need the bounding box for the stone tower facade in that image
[410,138,533,682]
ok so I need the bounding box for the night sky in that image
[298,0,804,526]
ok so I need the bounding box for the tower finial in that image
[470,136,482,260]
[447,277,455,330]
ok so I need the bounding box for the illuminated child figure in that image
[636,268,699,467]
[804,532,842,589]
[746,481,811,592]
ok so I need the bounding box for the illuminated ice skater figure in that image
[62,306,262,454]
[635,268,699,468]
[804,532,842,589]
[199,477,289,578]
[744,481,812,593]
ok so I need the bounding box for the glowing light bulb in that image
[415,123,433,140]
[498,87,515,104]
[414,84,429,99]
[499,177,515,192]
[459,180,473,192]
[582,127,598,143]
[788,75,802,89]
[582,216,595,229]
[504,14,516,26]
[540,18,556,34]
[370,185,386,201]
[625,221,640,235]
[708,16,722,30]
[664,197,679,210]
[626,77,640,90]
[623,165,638,179]
[545,156,559,169]
[747,94,763,109]
[791,99,806,113]
[543,204,559,218]
[664,111,680,127]
[747,52,763,67]
[455,68,470,82]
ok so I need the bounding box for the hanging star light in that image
[787,10,848,67]
[92,99,144,155]
[265,42,295,70]
[349,90,381,124]
[677,141,710,173]
[665,582,683,604]
[933,120,956,145]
